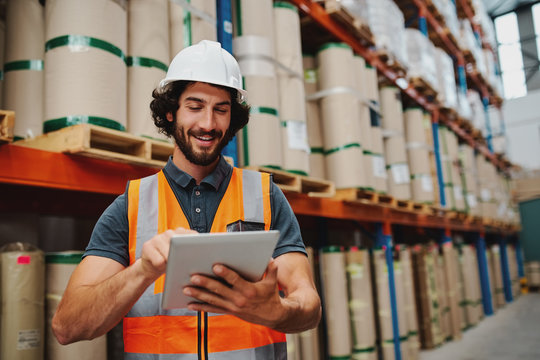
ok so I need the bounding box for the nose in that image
[198,107,216,131]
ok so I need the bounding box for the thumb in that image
[264,258,278,283]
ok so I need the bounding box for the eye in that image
[214,108,228,114]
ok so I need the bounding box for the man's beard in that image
[173,122,230,166]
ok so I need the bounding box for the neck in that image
[172,146,219,184]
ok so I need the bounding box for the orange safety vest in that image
[124,167,287,359]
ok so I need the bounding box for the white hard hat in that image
[160,40,247,102]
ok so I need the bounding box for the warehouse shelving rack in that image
[0,1,524,360]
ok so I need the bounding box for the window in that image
[494,12,527,99]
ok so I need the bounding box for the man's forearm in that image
[273,289,322,333]
[52,259,153,345]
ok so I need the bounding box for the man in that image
[52,40,321,359]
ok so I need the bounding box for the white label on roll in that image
[17,329,40,350]
[373,155,387,178]
[421,175,433,192]
[481,188,491,202]
[454,186,463,200]
[467,193,477,208]
[391,164,410,184]
[286,121,309,151]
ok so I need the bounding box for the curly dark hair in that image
[150,81,250,144]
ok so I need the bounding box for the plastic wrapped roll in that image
[320,246,352,359]
[44,0,127,132]
[346,248,377,360]
[127,0,169,139]
[303,55,326,180]
[318,43,364,189]
[0,243,45,360]
[46,252,107,360]
[273,2,309,175]
[4,0,44,139]
[405,108,434,204]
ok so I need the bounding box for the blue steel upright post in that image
[431,110,446,207]
[499,236,513,303]
[482,96,494,153]
[217,0,239,165]
[376,222,402,360]
[475,231,494,315]
[515,240,525,279]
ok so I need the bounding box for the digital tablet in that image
[161,230,280,309]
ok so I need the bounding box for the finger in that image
[212,264,248,289]
[173,227,198,235]
[264,259,278,283]
[183,285,231,311]
[189,274,235,300]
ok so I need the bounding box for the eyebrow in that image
[184,96,231,106]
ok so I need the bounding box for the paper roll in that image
[46,252,107,360]
[189,0,217,44]
[379,86,404,133]
[44,0,127,131]
[4,0,44,139]
[234,0,275,56]
[127,0,169,139]
[1,244,45,360]
[320,247,352,358]
[234,35,276,77]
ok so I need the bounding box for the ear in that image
[166,112,173,122]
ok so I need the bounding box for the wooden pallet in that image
[322,0,375,46]
[375,48,408,77]
[14,123,174,168]
[0,110,15,145]
[334,188,397,206]
[246,166,335,198]
[409,76,438,101]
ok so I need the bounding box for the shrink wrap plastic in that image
[404,29,438,93]
[434,47,458,110]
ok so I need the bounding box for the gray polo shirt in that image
[84,156,306,266]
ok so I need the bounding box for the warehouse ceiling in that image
[482,0,539,18]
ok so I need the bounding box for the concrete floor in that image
[419,293,540,360]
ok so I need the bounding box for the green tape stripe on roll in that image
[44,116,126,133]
[45,35,126,63]
[410,173,430,180]
[4,59,44,72]
[280,121,287,128]
[311,146,324,154]
[322,245,342,253]
[409,330,418,336]
[353,346,376,353]
[45,252,83,264]
[383,334,409,344]
[0,70,2,80]
[235,0,243,36]
[273,1,298,11]
[287,169,308,176]
[386,162,407,170]
[242,126,250,166]
[250,106,279,117]
[127,56,168,72]
[184,0,192,46]
[330,356,351,360]
[318,42,351,53]
[325,142,361,155]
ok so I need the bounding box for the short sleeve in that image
[269,182,307,258]
[83,189,130,267]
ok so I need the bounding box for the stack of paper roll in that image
[434,248,452,341]
[0,243,45,359]
[169,0,217,58]
[525,261,540,287]
[44,0,127,132]
[372,250,392,358]
[127,0,169,139]
[422,112,440,205]
[392,251,409,359]
[455,247,469,330]
[490,245,506,308]
[459,144,480,215]
[303,55,326,180]
[462,245,484,325]
[317,43,365,189]
[404,107,434,204]
[300,247,321,360]
[441,243,463,341]
[411,245,443,349]
[400,247,420,360]
[439,126,465,210]
[379,86,411,200]
[446,128,466,211]
[364,64,388,193]
[46,252,107,360]
[320,246,352,359]
[346,247,377,360]
[352,55,376,191]
[476,154,498,219]
[273,2,310,175]
[4,0,44,139]
[233,0,282,168]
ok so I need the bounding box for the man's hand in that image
[183,259,286,328]
[138,227,198,281]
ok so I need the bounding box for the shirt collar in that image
[163,156,232,191]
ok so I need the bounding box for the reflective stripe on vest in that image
[125,167,286,359]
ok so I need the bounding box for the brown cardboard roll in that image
[46,252,107,360]
[372,250,393,347]
[317,43,354,90]
[400,248,419,359]
[286,333,301,360]
[189,0,217,44]
[127,0,169,139]
[346,249,376,355]
[234,0,275,53]
[490,246,506,307]
[441,244,462,340]
[379,87,404,133]
[4,0,44,139]
[371,127,388,193]
[44,0,127,132]
[321,247,352,358]
[1,243,45,360]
